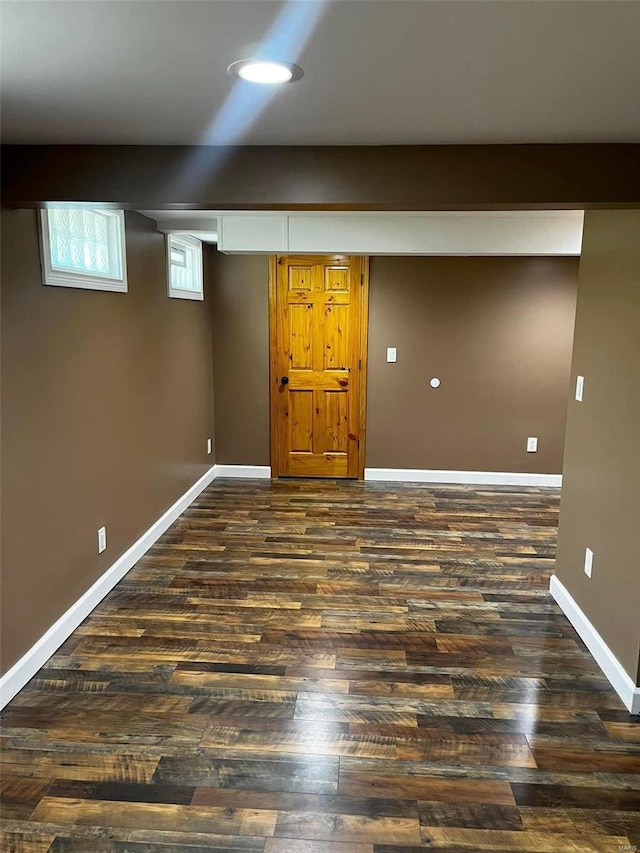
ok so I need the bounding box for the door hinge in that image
[360,274,364,285]
[358,358,362,370]
[357,439,360,449]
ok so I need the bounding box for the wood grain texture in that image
[270,256,368,478]
[1,479,639,853]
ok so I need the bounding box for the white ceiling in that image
[3,1,638,146]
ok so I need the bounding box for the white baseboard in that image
[550,575,640,714]
[214,464,271,478]
[0,465,217,709]
[365,468,562,487]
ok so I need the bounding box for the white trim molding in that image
[365,468,562,487]
[214,464,272,478]
[166,232,204,301]
[39,208,128,292]
[0,465,217,709]
[550,575,640,714]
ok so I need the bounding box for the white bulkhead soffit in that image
[216,211,584,255]
[140,210,584,257]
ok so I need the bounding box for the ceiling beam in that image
[2,144,639,209]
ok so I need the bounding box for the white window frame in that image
[167,233,204,301]
[39,208,128,292]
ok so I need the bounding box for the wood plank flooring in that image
[2,479,639,853]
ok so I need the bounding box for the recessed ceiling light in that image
[227,60,303,85]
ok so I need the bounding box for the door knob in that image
[281,376,289,385]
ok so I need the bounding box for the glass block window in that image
[167,234,203,300]
[39,208,127,292]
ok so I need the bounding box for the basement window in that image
[167,234,203,300]
[39,208,127,292]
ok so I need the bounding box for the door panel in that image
[324,265,350,293]
[271,255,368,479]
[288,264,314,293]
[322,390,349,454]
[289,390,314,453]
[322,304,349,370]
[289,303,314,370]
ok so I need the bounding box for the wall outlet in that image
[527,436,538,453]
[584,547,594,578]
[207,438,212,455]
[97,526,107,554]
[386,347,397,363]
[576,375,585,402]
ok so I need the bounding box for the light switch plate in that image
[97,526,107,554]
[527,437,538,453]
[576,375,585,402]
[386,347,397,363]
[584,547,594,578]
[207,438,212,455]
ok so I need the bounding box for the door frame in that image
[268,254,370,480]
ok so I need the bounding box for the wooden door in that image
[270,255,369,478]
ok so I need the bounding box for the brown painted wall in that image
[555,210,640,682]
[367,257,578,472]
[0,209,215,673]
[208,252,578,473]
[207,250,270,466]
[3,144,639,209]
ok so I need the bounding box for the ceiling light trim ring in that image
[227,59,304,84]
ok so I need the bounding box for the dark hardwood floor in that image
[1,479,639,853]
